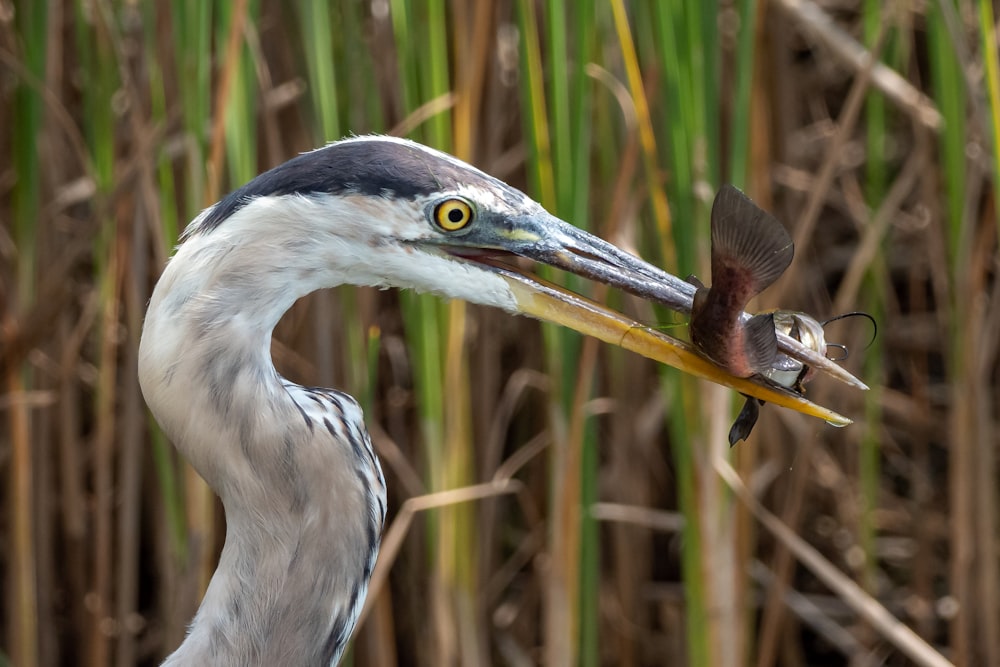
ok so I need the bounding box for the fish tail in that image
[711,185,794,295]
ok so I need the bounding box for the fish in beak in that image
[683,185,872,444]
[436,187,865,427]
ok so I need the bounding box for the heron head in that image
[176,136,855,424]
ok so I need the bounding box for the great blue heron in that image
[138,136,862,665]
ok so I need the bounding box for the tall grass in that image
[7,1,47,665]
[2,1,997,665]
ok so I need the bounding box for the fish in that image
[688,186,875,445]
[687,185,794,379]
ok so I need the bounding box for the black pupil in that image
[447,207,465,223]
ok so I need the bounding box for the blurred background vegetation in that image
[1,0,997,665]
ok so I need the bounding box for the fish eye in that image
[433,198,474,232]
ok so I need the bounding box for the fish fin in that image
[744,313,779,373]
[729,394,762,446]
[692,285,709,313]
[710,185,794,296]
[686,274,705,289]
[687,276,707,311]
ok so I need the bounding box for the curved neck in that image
[139,214,385,665]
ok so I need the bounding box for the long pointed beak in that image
[451,213,865,426]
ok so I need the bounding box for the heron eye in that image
[433,199,474,232]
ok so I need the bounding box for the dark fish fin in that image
[710,185,794,296]
[729,394,762,446]
[744,313,779,373]
[692,285,709,313]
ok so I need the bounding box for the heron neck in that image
[139,221,384,665]
[161,439,379,665]
[138,213,337,477]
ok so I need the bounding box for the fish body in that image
[688,185,794,378]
